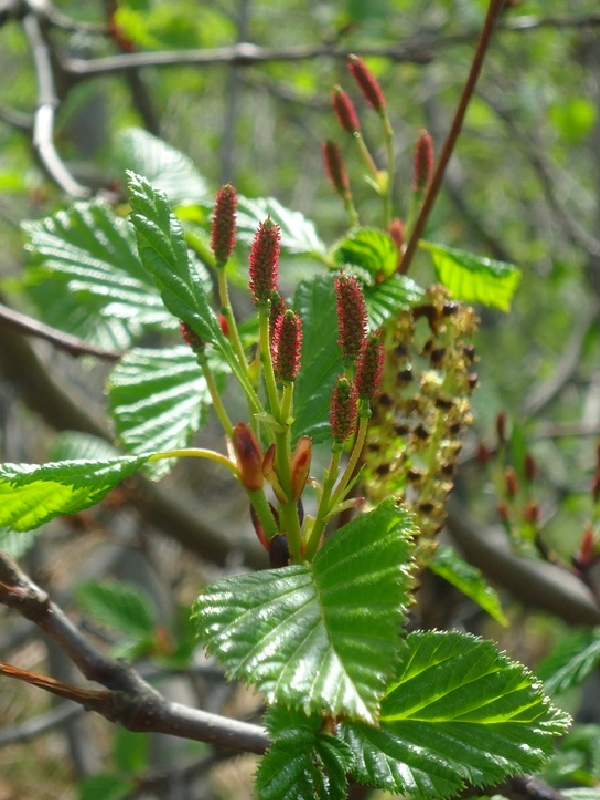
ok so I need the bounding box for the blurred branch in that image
[0,699,83,746]
[61,15,600,82]
[0,302,123,361]
[447,496,600,626]
[22,10,91,198]
[0,549,269,754]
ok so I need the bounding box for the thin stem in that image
[216,268,248,374]
[198,353,234,437]
[331,412,369,507]
[148,448,236,474]
[248,487,279,539]
[382,112,395,228]
[258,308,281,420]
[400,0,505,274]
[354,132,379,179]
[273,382,302,561]
[304,449,342,561]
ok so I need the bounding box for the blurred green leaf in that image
[429,545,507,626]
[331,228,398,281]
[537,628,600,695]
[78,774,132,800]
[76,580,157,638]
[548,98,596,145]
[422,242,521,311]
[116,127,208,205]
[237,196,325,256]
[364,273,426,330]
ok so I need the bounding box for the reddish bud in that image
[290,436,312,501]
[179,321,204,352]
[250,505,269,550]
[524,501,540,526]
[579,524,595,567]
[262,444,287,503]
[269,290,287,348]
[504,466,519,499]
[330,376,357,443]
[496,501,510,525]
[322,141,350,197]
[347,54,386,113]
[413,129,434,193]
[273,310,303,382]
[232,422,264,491]
[495,412,507,445]
[592,467,600,504]
[218,314,229,337]
[524,453,537,483]
[106,1,136,52]
[249,218,280,305]
[355,332,385,402]
[332,86,360,134]
[335,272,367,363]
[211,184,237,267]
[474,442,492,466]
[388,217,405,253]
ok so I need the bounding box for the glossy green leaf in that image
[257,706,352,800]
[291,275,343,444]
[193,499,415,722]
[116,127,208,205]
[237,196,325,255]
[341,630,570,798]
[364,273,426,330]
[108,347,226,479]
[422,242,521,311]
[429,545,507,626]
[0,456,149,532]
[331,228,398,281]
[76,580,157,638]
[536,628,600,695]
[22,200,174,349]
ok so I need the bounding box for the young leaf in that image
[536,628,600,695]
[364,273,426,330]
[422,242,521,311]
[331,228,398,281]
[291,275,344,444]
[115,127,208,206]
[108,347,227,479]
[0,456,149,531]
[127,173,251,393]
[76,580,157,638]
[237,196,325,256]
[340,630,570,799]
[256,706,353,800]
[22,200,174,349]
[429,544,507,626]
[193,499,415,723]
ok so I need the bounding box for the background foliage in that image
[1,0,600,798]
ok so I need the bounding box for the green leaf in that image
[0,456,149,532]
[257,706,353,800]
[22,200,174,349]
[108,347,226,479]
[113,728,150,775]
[115,127,208,205]
[429,545,507,626]
[536,628,600,695]
[364,273,426,330]
[340,630,570,798]
[78,773,132,800]
[76,580,157,638]
[50,432,120,462]
[331,228,398,281]
[127,172,248,392]
[291,275,344,444]
[422,242,521,311]
[237,196,325,255]
[193,499,415,722]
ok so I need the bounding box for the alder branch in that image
[0,302,123,361]
[446,496,600,626]
[0,549,269,754]
[22,10,91,198]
